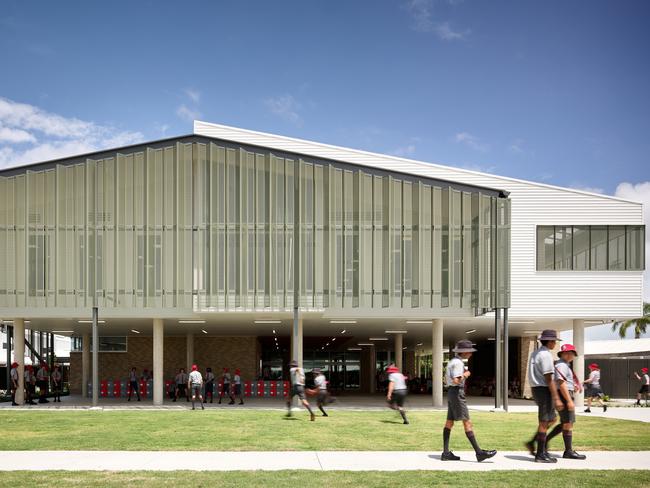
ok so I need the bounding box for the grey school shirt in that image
[290,367,305,386]
[528,346,554,388]
[587,370,601,388]
[554,359,574,392]
[446,357,466,387]
[388,372,407,391]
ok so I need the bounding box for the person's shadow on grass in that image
[379,419,404,424]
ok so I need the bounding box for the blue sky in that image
[0,1,648,326]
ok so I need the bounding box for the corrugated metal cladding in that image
[0,139,510,314]
[195,121,644,319]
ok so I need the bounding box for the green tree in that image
[611,302,650,339]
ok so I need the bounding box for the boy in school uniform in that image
[441,340,497,462]
[204,367,215,404]
[386,364,410,425]
[188,364,205,410]
[127,367,141,402]
[312,368,329,417]
[634,367,649,406]
[525,329,564,463]
[174,368,189,402]
[583,363,607,413]
[36,363,50,403]
[233,369,244,405]
[51,365,63,403]
[286,359,316,421]
[10,362,19,406]
[25,366,37,405]
[219,368,233,405]
[545,344,586,460]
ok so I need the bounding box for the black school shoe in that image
[476,450,497,462]
[563,450,586,460]
[535,453,558,463]
[603,405,608,412]
[584,408,591,413]
[525,441,535,455]
[441,451,461,461]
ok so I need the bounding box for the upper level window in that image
[536,225,645,271]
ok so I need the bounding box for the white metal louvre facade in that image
[0,136,510,315]
[194,121,644,319]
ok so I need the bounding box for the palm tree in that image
[611,302,650,339]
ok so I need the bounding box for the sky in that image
[0,1,648,337]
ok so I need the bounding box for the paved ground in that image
[3,394,649,422]
[0,450,648,471]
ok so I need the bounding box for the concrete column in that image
[369,346,376,393]
[14,319,25,404]
[573,319,585,408]
[153,319,164,406]
[432,319,444,407]
[292,308,303,366]
[394,333,403,371]
[82,332,90,398]
[186,333,194,372]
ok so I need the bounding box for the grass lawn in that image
[0,470,649,487]
[1,410,648,451]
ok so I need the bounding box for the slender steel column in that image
[14,319,25,404]
[92,307,99,407]
[494,308,502,409]
[503,308,509,412]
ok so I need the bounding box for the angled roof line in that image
[194,120,642,206]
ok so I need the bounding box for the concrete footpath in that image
[0,451,648,471]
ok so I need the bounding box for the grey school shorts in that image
[558,393,576,424]
[291,385,306,400]
[585,385,604,398]
[447,386,470,421]
[191,384,202,396]
[532,386,557,422]
[389,389,407,408]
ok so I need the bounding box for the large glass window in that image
[537,225,645,271]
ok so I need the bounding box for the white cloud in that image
[615,181,650,302]
[404,0,468,41]
[569,184,605,195]
[176,104,201,122]
[508,138,524,154]
[454,131,489,152]
[265,94,302,125]
[391,144,417,157]
[184,88,201,103]
[0,125,36,143]
[0,96,143,168]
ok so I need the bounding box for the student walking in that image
[634,367,649,406]
[525,329,564,463]
[219,368,234,405]
[286,359,316,421]
[36,363,50,404]
[173,368,189,402]
[10,362,19,406]
[51,365,63,402]
[204,367,215,403]
[127,367,141,402]
[441,340,497,462]
[545,344,586,459]
[233,369,244,405]
[188,364,205,410]
[386,364,409,425]
[313,368,329,417]
[583,363,607,413]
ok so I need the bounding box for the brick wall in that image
[69,335,260,393]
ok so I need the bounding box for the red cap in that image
[223,367,229,372]
[386,366,399,374]
[235,369,240,375]
[642,367,649,373]
[558,343,577,356]
[191,364,198,371]
[27,365,33,371]
[589,363,599,369]
[11,362,19,368]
